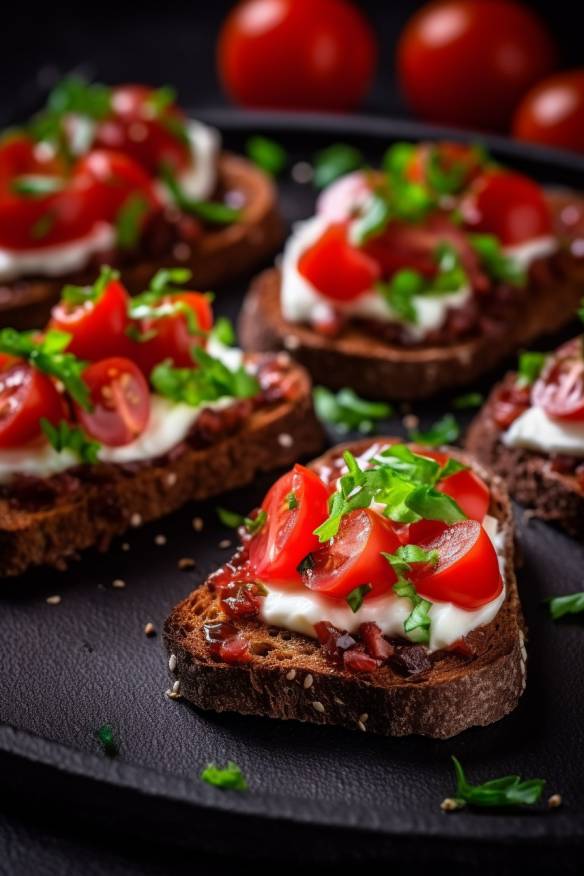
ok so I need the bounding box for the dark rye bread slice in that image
[0,358,323,577]
[0,153,283,330]
[238,192,584,400]
[466,380,584,540]
[165,439,526,738]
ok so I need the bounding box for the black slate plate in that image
[1,113,584,869]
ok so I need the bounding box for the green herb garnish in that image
[29,76,112,155]
[408,414,460,447]
[115,193,150,249]
[312,143,364,189]
[383,544,438,643]
[160,162,241,225]
[352,192,392,245]
[313,386,392,433]
[216,507,267,536]
[469,233,526,287]
[516,350,547,388]
[287,492,299,510]
[41,419,101,463]
[548,592,584,620]
[11,175,65,197]
[61,265,120,306]
[346,583,373,613]
[200,761,247,791]
[97,723,118,757]
[447,756,545,810]
[151,348,259,407]
[452,392,484,410]
[246,135,287,176]
[210,316,236,347]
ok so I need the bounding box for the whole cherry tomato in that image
[298,223,380,301]
[397,1,557,131]
[50,277,132,361]
[0,362,64,448]
[532,338,584,422]
[75,357,150,447]
[301,508,401,598]
[460,170,552,246]
[513,70,584,155]
[94,85,192,175]
[130,292,214,377]
[411,519,502,609]
[249,464,330,582]
[75,149,159,223]
[217,0,377,112]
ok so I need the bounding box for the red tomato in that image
[217,0,377,112]
[0,363,63,448]
[406,142,484,191]
[249,464,330,582]
[50,278,132,361]
[298,223,380,301]
[131,292,214,377]
[397,0,556,131]
[513,70,584,155]
[75,357,150,446]
[0,136,108,250]
[532,339,584,422]
[302,508,400,598]
[412,448,490,522]
[75,149,159,222]
[412,520,502,609]
[460,170,552,246]
[94,85,191,175]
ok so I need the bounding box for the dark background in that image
[0,2,581,874]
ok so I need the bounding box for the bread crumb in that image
[130,512,142,528]
[334,697,345,706]
[548,794,562,809]
[192,517,204,532]
[303,674,314,689]
[144,622,156,637]
[285,669,296,681]
[112,579,126,589]
[312,701,325,713]
[440,798,462,812]
[46,595,61,605]
[178,557,195,571]
[278,433,293,448]
[168,654,177,672]
[154,534,167,546]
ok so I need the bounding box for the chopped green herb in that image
[41,419,101,463]
[287,492,299,510]
[115,193,150,249]
[517,350,547,388]
[352,192,392,245]
[346,583,372,613]
[408,414,460,447]
[11,175,65,197]
[0,328,90,409]
[312,143,364,189]
[97,723,118,757]
[146,85,177,115]
[447,756,545,810]
[245,509,267,536]
[151,348,259,407]
[378,270,424,324]
[382,142,416,178]
[313,386,392,433]
[432,243,468,292]
[469,233,526,287]
[200,761,247,791]
[383,545,438,643]
[29,76,112,154]
[61,265,120,306]
[216,507,267,536]
[548,592,584,620]
[246,135,287,176]
[452,392,484,410]
[160,162,241,225]
[210,316,236,347]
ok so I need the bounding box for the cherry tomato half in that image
[76,357,150,447]
[513,70,584,155]
[0,362,63,448]
[94,85,192,175]
[397,0,556,131]
[130,292,214,377]
[249,464,330,582]
[532,338,584,422]
[298,222,380,301]
[412,519,502,609]
[75,149,159,223]
[460,170,552,246]
[50,278,132,361]
[217,0,377,112]
[302,508,401,599]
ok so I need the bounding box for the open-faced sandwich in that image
[240,141,584,399]
[466,312,584,540]
[0,267,323,576]
[0,77,282,329]
[165,438,525,738]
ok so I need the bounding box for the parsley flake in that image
[548,592,584,620]
[116,193,150,250]
[452,392,484,410]
[408,414,460,447]
[97,723,118,757]
[346,583,372,613]
[448,756,545,810]
[313,386,392,433]
[383,544,438,642]
[246,136,287,176]
[160,163,241,225]
[312,143,364,189]
[151,348,259,407]
[517,350,547,388]
[41,419,101,464]
[200,761,248,791]
[469,233,526,287]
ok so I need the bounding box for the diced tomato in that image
[411,520,502,610]
[0,362,64,448]
[314,620,356,665]
[249,464,330,583]
[75,357,150,447]
[302,508,401,598]
[298,222,380,301]
[360,622,394,660]
[130,291,213,377]
[532,338,584,422]
[75,149,159,223]
[203,621,251,664]
[343,648,380,673]
[491,380,531,430]
[50,278,132,361]
[220,581,261,620]
[460,169,552,246]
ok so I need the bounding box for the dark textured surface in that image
[1,118,584,869]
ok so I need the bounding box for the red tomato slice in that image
[0,362,64,448]
[131,292,214,377]
[532,338,584,422]
[298,222,380,301]
[302,508,400,598]
[50,278,132,361]
[248,464,330,583]
[76,357,150,447]
[94,85,191,175]
[75,149,159,223]
[460,169,552,246]
[411,520,502,609]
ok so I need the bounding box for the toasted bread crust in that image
[165,440,526,738]
[0,154,283,330]
[466,385,584,539]
[0,360,323,577]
